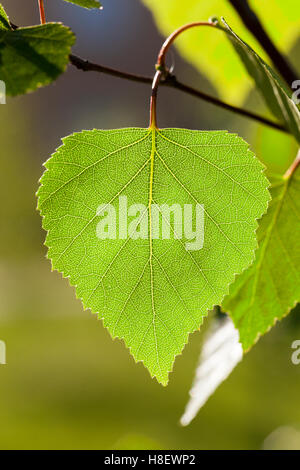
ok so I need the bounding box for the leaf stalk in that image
[38,0,46,25]
[149,21,215,128]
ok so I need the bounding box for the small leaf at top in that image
[37,127,270,385]
[63,0,102,9]
[0,22,75,96]
[220,18,300,144]
[223,161,300,351]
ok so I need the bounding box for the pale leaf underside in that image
[181,316,243,426]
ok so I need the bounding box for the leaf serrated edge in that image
[37,129,271,385]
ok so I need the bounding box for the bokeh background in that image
[0,0,299,450]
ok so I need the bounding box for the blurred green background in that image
[0,0,300,450]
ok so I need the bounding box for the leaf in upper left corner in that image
[0,4,75,96]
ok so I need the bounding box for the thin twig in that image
[69,54,151,84]
[70,54,287,133]
[9,16,288,134]
[166,76,287,132]
[38,0,46,25]
[229,0,297,88]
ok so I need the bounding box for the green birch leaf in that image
[220,18,300,144]
[141,0,300,105]
[223,160,300,351]
[37,127,270,385]
[0,22,75,96]
[63,0,102,9]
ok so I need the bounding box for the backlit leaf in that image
[223,161,300,351]
[38,127,270,384]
